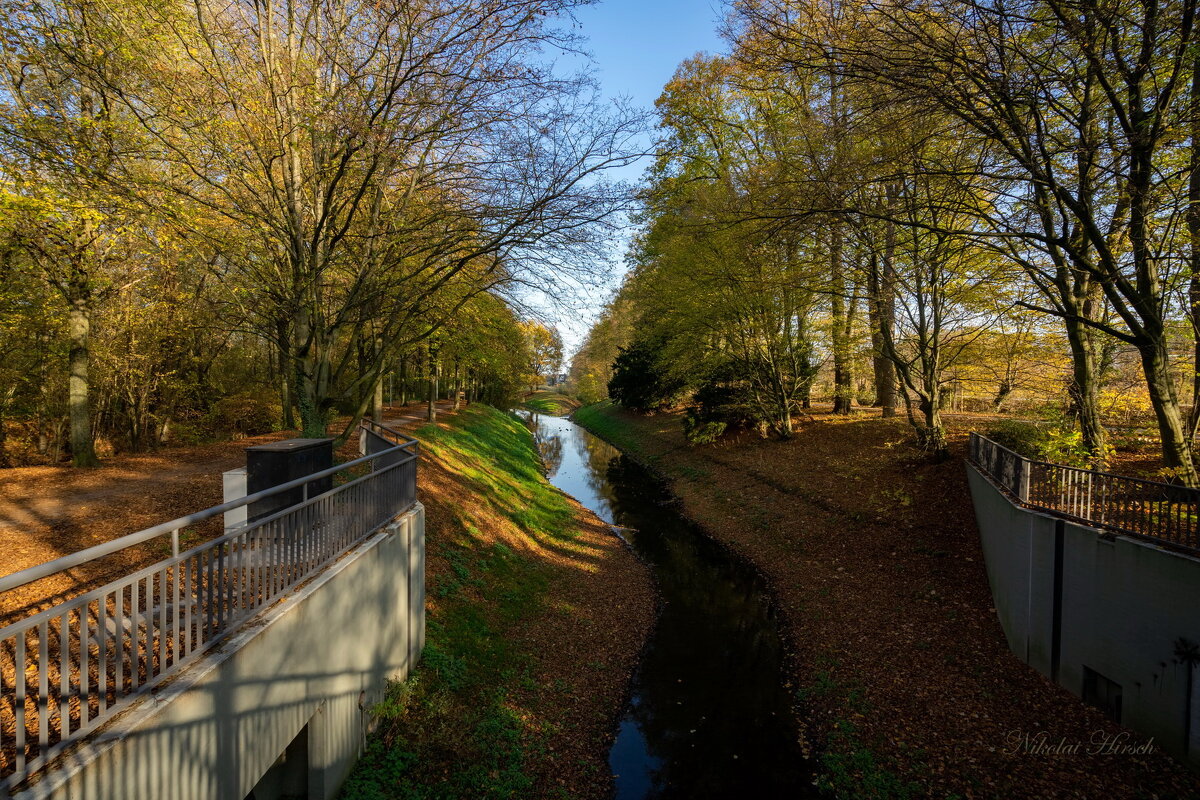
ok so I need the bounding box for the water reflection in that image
[522,411,816,799]
[531,418,565,475]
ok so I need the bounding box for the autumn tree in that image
[521,321,564,390]
[5,0,639,441]
[734,0,1200,477]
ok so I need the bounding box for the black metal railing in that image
[969,432,1200,556]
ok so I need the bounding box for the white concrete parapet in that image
[13,503,426,800]
[222,467,247,532]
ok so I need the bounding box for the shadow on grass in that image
[342,404,614,800]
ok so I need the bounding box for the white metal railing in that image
[969,432,1200,556]
[0,420,418,791]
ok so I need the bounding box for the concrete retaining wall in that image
[14,503,425,800]
[968,468,1200,766]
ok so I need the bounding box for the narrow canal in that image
[522,411,816,799]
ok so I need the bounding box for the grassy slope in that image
[341,405,652,800]
[574,401,1200,800]
[521,390,581,416]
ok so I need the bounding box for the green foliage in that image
[983,420,1045,460]
[338,742,419,800]
[1038,428,1094,468]
[521,390,578,416]
[984,420,1107,468]
[608,338,687,411]
[682,371,765,438]
[682,416,726,445]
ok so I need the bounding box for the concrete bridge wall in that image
[968,468,1199,766]
[13,504,425,800]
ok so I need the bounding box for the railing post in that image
[1018,457,1031,503]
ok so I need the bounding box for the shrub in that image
[1038,428,1093,467]
[204,393,281,438]
[683,416,726,445]
[164,418,208,446]
[983,420,1046,460]
[607,338,687,411]
[984,419,1106,468]
[681,369,762,440]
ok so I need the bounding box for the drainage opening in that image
[1082,666,1123,724]
[245,723,309,800]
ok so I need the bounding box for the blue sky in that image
[544,0,727,355]
[569,0,727,180]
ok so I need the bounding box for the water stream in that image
[521,410,816,799]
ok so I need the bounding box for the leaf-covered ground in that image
[575,401,1200,800]
[340,405,653,799]
[0,401,454,625]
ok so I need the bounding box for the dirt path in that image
[0,400,458,624]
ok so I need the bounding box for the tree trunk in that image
[1140,341,1199,486]
[279,368,294,429]
[830,223,854,414]
[993,381,1013,412]
[427,349,439,422]
[1063,319,1107,464]
[295,310,332,438]
[399,355,408,406]
[0,386,11,467]
[1189,51,1200,443]
[452,360,461,410]
[869,224,897,417]
[916,395,949,460]
[277,320,295,429]
[372,376,384,421]
[68,299,98,467]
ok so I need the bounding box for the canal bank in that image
[572,401,1200,800]
[522,410,815,798]
[341,405,653,799]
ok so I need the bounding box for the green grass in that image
[792,659,925,800]
[339,405,585,799]
[521,390,579,416]
[572,401,648,458]
[816,720,926,800]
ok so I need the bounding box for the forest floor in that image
[340,404,652,799]
[0,399,457,625]
[573,401,1200,800]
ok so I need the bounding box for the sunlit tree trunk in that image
[1063,318,1106,462]
[830,222,854,414]
[427,347,439,422]
[868,234,897,418]
[399,354,408,406]
[67,293,97,466]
